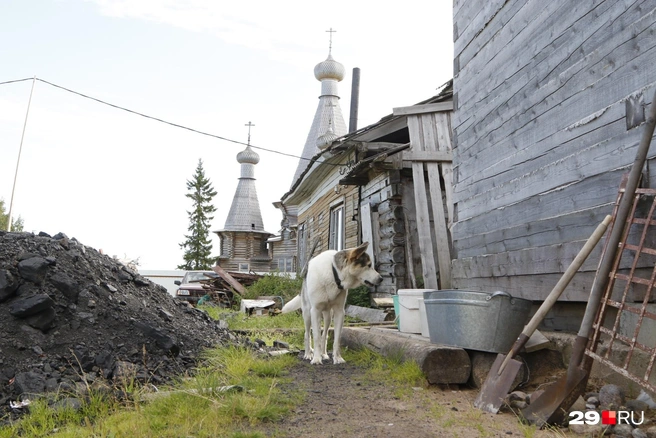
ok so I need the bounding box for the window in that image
[277,258,294,273]
[329,204,345,250]
[238,263,249,273]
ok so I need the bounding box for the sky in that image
[0,0,453,270]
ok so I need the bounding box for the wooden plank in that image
[401,150,453,162]
[419,113,452,289]
[435,112,455,227]
[451,271,600,302]
[451,239,604,279]
[392,101,453,116]
[360,202,375,264]
[426,162,451,288]
[411,162,438,289]
[455,1,650,159]
[212,265,246,296]
[455,207,611,258]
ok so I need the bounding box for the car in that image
[174,271,216,303]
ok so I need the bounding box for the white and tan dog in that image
[282,242,383,364]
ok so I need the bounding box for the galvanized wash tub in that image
[423,290,533,353]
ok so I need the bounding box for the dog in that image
[282,242,383,364]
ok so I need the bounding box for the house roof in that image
[282,80,453,201]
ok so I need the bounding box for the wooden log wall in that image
[451,0,656,301]
[360,170,409,296]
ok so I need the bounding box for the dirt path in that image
[262,358,577,438]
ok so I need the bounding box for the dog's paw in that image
[321,353,330,361]
[303,353,313,361]
[310,357,323,365]
[333,356,346,365]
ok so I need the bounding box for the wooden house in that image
[280,48,456,300]
[451,0,656,312]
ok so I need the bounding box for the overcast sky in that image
[0,0,453,270]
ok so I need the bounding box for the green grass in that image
[0,347,301,438]
[1,306,430,438]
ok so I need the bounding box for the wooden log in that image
[341,327,471,384]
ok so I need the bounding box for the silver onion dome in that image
[314,54,345,81]
[237,145,260,164]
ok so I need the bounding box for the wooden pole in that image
[7,76,36,231]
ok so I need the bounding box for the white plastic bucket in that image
[398,289,436,334]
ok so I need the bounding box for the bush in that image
[245,273,303,303]
[347,285,371,308]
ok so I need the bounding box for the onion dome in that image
[237,145,260,164]
[314,54,345,81]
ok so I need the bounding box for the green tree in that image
[178,159,218,270]
[0,198,24,232]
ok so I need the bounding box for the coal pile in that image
[0,231,243,418]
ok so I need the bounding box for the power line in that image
[1,76,341,166]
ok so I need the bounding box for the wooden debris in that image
[345,305,392,323]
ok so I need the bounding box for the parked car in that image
[174,271,216,303]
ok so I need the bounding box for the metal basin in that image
[423,290,533,353]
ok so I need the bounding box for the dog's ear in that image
[351,242,369,259]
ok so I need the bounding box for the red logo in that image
[602,411,616,425]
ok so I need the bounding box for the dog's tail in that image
[281,294,301,313]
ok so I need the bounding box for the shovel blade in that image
[474,353,523,414]
[521,367,588,428]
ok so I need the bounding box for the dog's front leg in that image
[331,307,346,364]
[310,307,324,365]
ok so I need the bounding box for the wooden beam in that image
[393,101,454,116]
[401,150,453,162]
[412,161,439,289]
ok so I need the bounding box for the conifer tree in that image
[178,159,217,270]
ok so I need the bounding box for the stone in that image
[26,307,57,331]
[634,428,649,438]
[568,423,606,436]
[614,424,635,437]
[13,371,46,395]
[645,425,656,438]
[53,397,82,411]
[599,384,625,410]
[17,257,49,285]
[50,272,80,303]
[9,294,54,318]
[0,269,19,302]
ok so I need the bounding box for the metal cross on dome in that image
[326,28,336,54]
[245,121,255,146]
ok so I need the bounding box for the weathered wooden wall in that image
[452,0,656,301]
[360,169,409,295]
[297,185,359,257]
[217,232,271,272]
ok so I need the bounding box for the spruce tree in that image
[178,159,217,270]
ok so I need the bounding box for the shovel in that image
[473,215,612,414]
[522,88,656,427]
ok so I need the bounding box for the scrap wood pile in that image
[193,268,262,306]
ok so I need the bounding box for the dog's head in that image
[334,242,383,288]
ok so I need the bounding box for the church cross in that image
[326,28,336,54]
[245,121,255,145]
